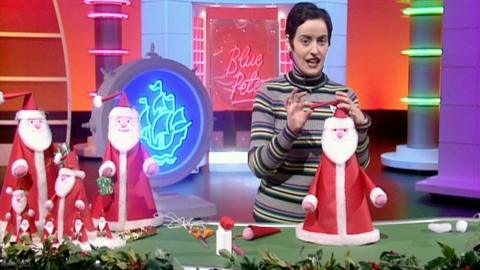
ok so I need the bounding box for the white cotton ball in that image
[455,220,468,233]
[428,223,452,233]
[93,95,103,108]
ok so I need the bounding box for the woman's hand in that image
[335,92,367,125]
[285,89,313,134]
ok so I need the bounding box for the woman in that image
[248,2,371,223]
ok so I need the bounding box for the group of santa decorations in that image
[0,91,162,249]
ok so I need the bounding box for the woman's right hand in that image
[285,89,313,134]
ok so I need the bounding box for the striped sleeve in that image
[349,90,371,169]
[248,85,298,178]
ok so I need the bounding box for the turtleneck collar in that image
[285,61,328,92]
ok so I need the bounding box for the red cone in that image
[242,225,281,240]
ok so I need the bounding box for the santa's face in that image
[321,117,358,164]
[20,219,30,232]
[18,117,52,151]
[11,191,28,214]
[108,115,140,152]
[55,169,76,197]
[98,216,106,230]
[44,221,54,234]
[74,219,84,233]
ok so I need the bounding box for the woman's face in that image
[288,19,329,77]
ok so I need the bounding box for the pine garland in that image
[0,233,182,270]
[221,242,480,270]
[1,232,480,269]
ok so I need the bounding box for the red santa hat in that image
[73,210,84,222]
[59,151,86,180]
[92,91,138,119]
[92,91,122,108]
[0,91,45,120]
[310,100,348,118]
[242,225,281,240]
[44,210,54,223]
[333,107,348,118]
[5,175,33,196]
[109,93,139,119]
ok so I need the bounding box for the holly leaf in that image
[3,232,12,244]
[425,257,447,269]
[260,250,290,268]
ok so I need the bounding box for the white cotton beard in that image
[55,172,75,197]
[45,221,54,234]
[20,219,30,232]
[98,217,106,231]
[108,121,140,152]
[321,117,358,165]
[75,219,83,233]
[12,196,27,214]
[18,119,52,151]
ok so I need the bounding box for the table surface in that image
[123,218,480,268]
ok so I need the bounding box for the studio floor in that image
[1,136,479,224]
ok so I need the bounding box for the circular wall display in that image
[91,55,212,187]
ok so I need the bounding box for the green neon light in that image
[401,97,441,106]
[138,79,192,166]
[402,6,444,16]
[401,48,442,57]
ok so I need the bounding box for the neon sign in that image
[92,56,212,186]
[138,80,192,166]
[218,46,264,104]
[210,18,277,111]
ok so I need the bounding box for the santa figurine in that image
[96,212,113,239]
[44,151,94,242]
[71,211,88,243]
[91,92,162,231]
[296,104,387,246]
[0,91,61,225]
[3,177,37,243]
[43,209,56,242]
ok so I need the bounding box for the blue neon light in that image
[123,69,205,176]
[138,79,192,166]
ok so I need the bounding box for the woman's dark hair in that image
[286,2,333,47]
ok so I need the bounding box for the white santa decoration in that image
[296,104,387,246]
[0,91,60,225]
[90,92,162,231]
[96,214,113,238]
[3,176,37,243]
[71,211,88,243]
[44,151,94,242]
[43,209,56,242]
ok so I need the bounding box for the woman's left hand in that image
[335,92,367,126]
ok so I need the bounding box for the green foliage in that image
[3,232,480,270]
[221,242,480,270]
[0,233,181,270]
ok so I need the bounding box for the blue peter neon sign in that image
[92,56,212,186]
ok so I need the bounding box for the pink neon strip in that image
[84,0,131,5]
[88,12,128,19]
[89,49,129,55]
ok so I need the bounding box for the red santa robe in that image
[91,142,161,231]
[48,178,94,241]
[4,207,37,242]
[0,131,59,224]
[296,154,385,246]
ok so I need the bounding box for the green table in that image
[125,218,480,268]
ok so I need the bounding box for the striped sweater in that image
[248,71,371,223]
